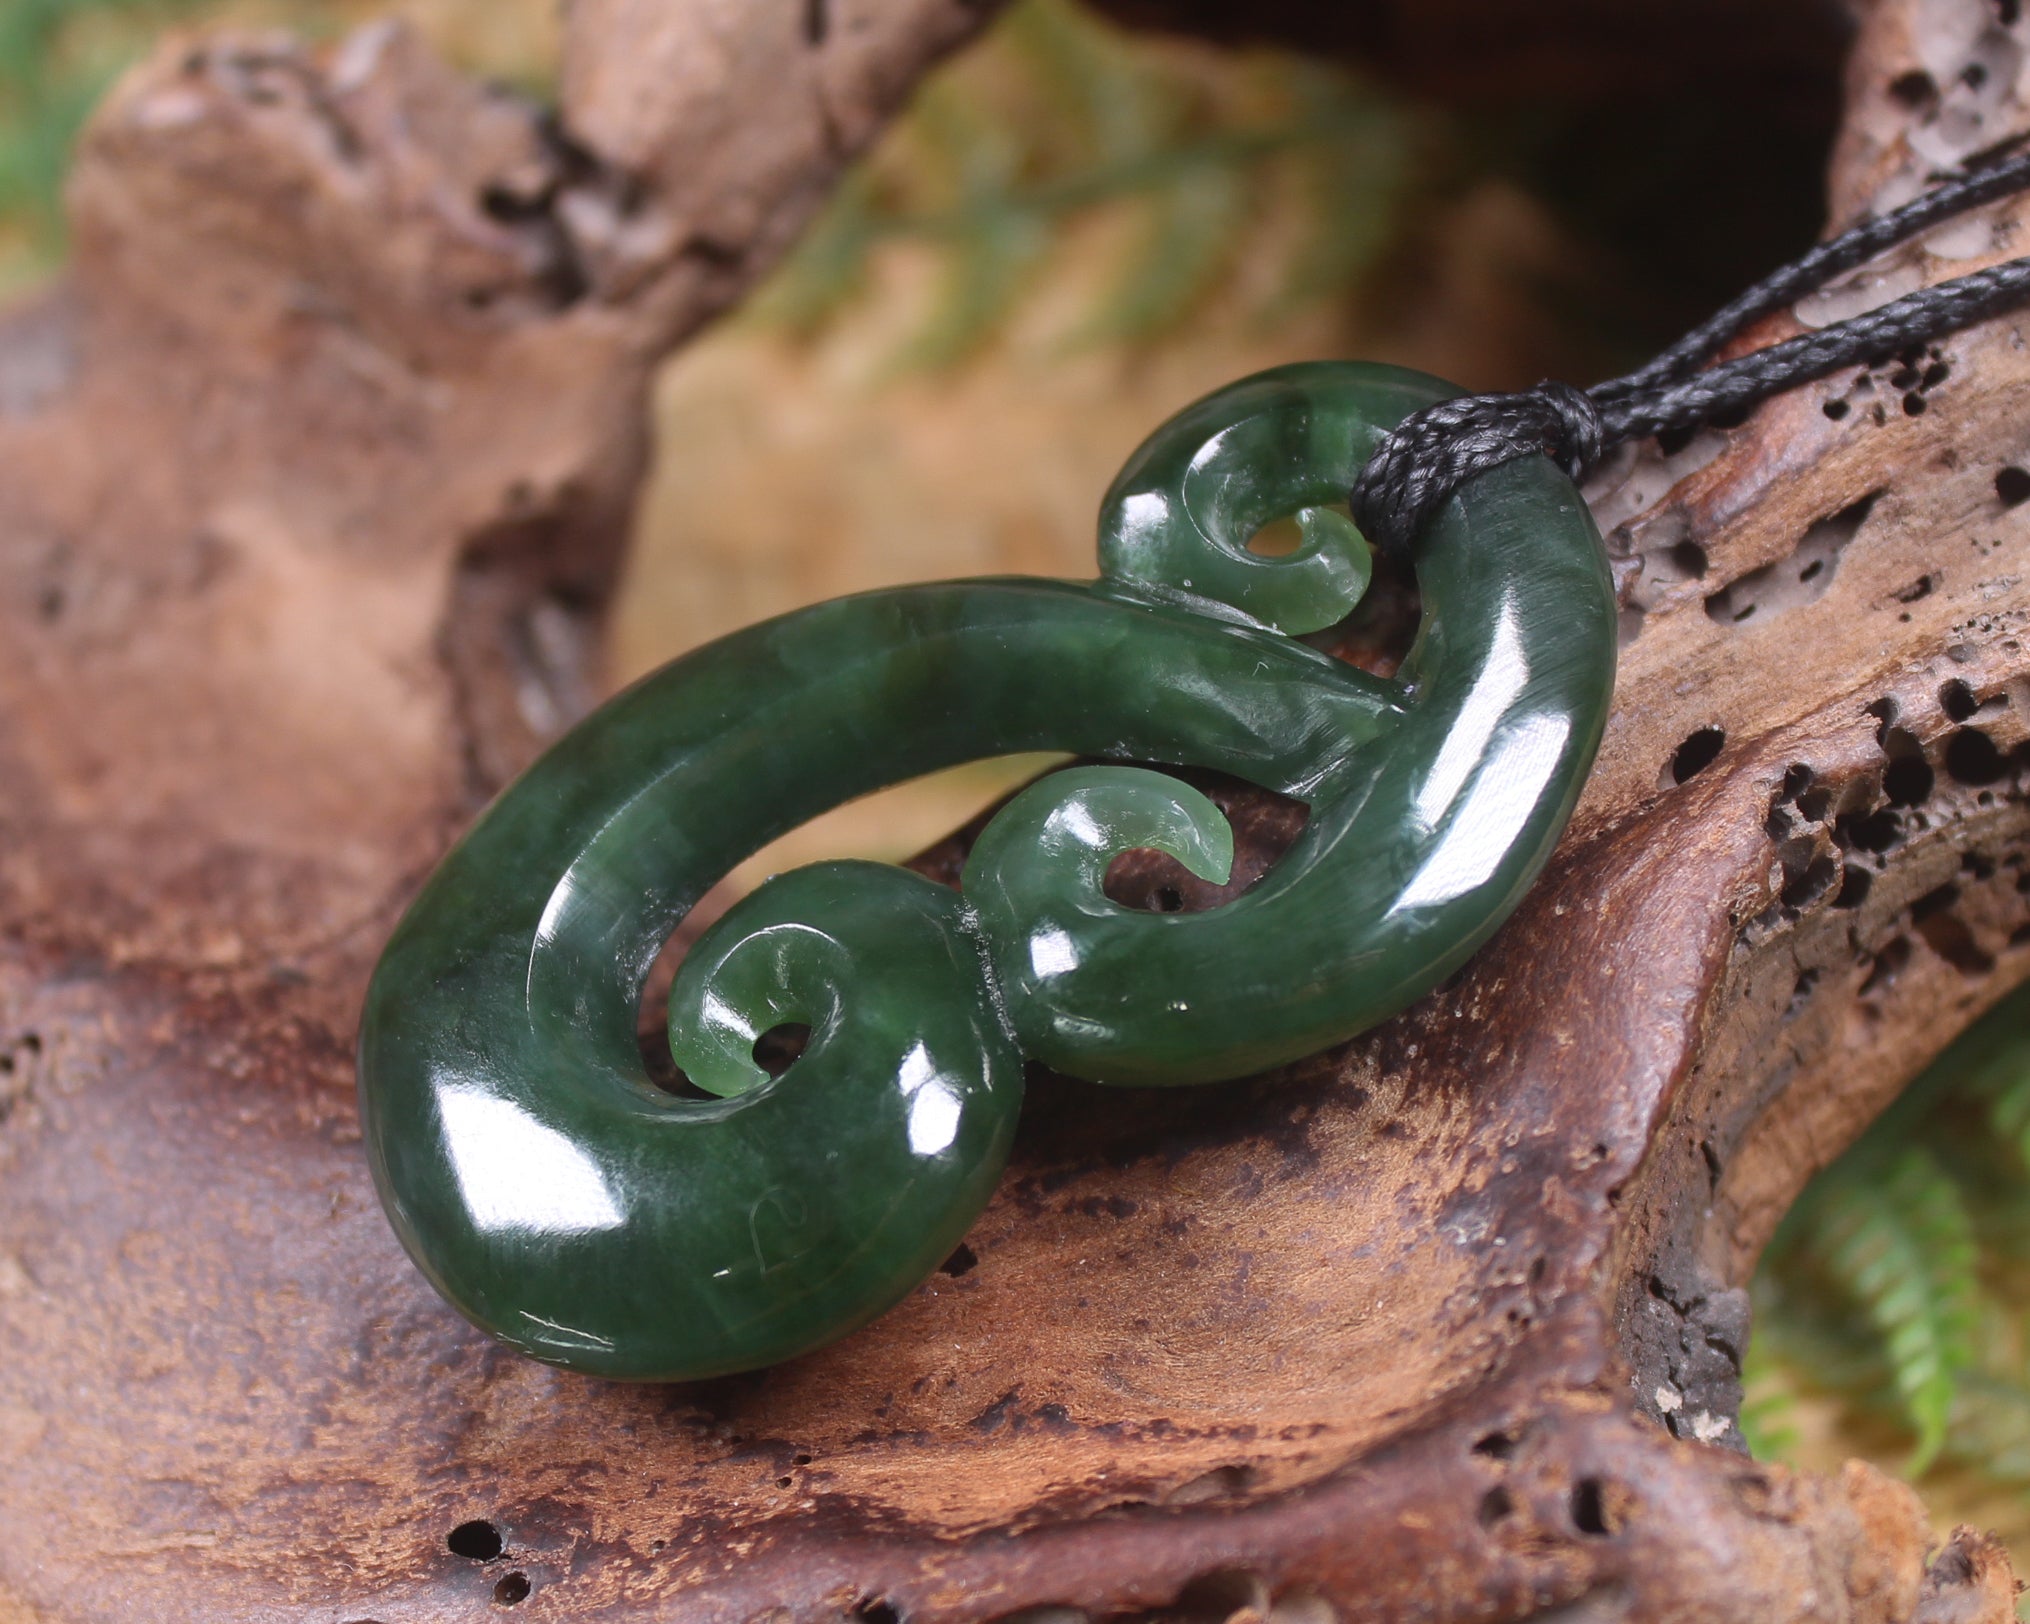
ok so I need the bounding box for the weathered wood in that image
[1,0,2027,1620]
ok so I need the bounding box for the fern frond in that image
[1005,0,1164,168]
[1946,1368,2030,1484]
[1916,981,2030,1105]
[1016,0,1254,348]
[1991,1065,2030,1158]
[741,0,1420,368]
[1071,161,1247,348]
[1800,1145,1980,1474]
[888,80,1050,370]
[1256,63,1414,324]
[892,203,1049,373]
[1737,1335,1801,1461]
[745,167,882,338]
[1965,991,2030,1173]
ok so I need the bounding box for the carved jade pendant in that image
[357,361,1617,1380]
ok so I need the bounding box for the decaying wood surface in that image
[2,0,2029,1619]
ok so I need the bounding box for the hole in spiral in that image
[635,756,1075,1096]
[1243,499,1357,560]
[752,1023,811,1077]
[1100,766,1307,915]
[1304,541,1420,679]
[1244,513,1307,557]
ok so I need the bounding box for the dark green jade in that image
[357,362,1618,1381]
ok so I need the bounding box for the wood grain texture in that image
[1,0,2027,1620]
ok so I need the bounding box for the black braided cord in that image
[1349,146,2030,560]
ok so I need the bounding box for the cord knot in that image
[1348,381,1607,563]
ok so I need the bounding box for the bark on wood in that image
[1,1,2028,1621]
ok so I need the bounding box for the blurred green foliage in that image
[1749,985,2030,1499]
[2,0,1423,347]
[749,0,1425,367]
[0,0,214,278]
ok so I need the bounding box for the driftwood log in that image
[2,0,2029,1619]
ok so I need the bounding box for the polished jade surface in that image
[357,361,1618,1381]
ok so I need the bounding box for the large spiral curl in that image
[358,362,1617,1380]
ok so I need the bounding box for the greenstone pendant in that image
[357,361,1617,1381]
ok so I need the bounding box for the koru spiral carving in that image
[357,361,1618,1381]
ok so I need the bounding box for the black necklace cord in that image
[1349,145,2030,562]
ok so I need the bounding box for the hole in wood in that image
[1570,1477,1620,1536]
[1176,1570,1268,1615]
[1860,935,1912,996]
[1835,809,1900,853]
[1889,67,1938,107]
[1781,855,1838,910]
[1912,883,1960,923]
[1165,1466,1256,1505]
[1919,913,1996,977]
[1883,754,1934,807]
[1946,728,2008,785]
[1703,493,1875,625]
[1669,726,1726,786]
[1668,541,1708,578]
[1890,61,1940,100]
[448,1521,503,1562]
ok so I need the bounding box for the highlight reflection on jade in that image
[357,361,1618,1381]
